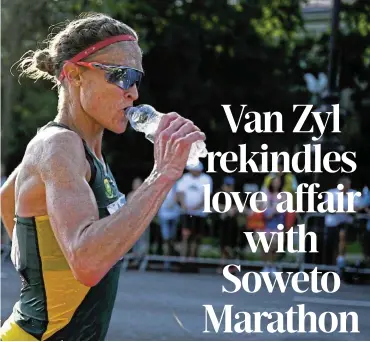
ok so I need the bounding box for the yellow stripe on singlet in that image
[0,315,38,341]
[34,216,90,340]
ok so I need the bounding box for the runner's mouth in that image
[123,106,132,116]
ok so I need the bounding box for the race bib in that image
[107,194,127,214]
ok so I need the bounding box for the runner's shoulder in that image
[24,125,86,172]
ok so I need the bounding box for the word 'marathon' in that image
[203,304,358,334]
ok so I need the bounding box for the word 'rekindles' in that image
[207,143,356,174]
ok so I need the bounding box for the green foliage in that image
[1,0,369,190]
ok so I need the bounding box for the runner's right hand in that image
[152,112,206,181]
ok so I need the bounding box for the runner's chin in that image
[111,116,128,134]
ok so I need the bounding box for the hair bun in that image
[34,49,55,76]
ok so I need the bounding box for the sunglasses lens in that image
[106,68,143,90]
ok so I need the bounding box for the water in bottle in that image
[125,104,207,166]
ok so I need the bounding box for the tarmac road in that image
[1,259,370,341]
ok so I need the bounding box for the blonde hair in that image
[16,13,138,85]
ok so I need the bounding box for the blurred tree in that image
[1,0,306,189]
[340,0,370,186]
[1,0,369,191]
[293,0,370,187]
[1,0,94,168]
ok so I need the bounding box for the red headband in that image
[58,34,136,81]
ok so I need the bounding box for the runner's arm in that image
[40,131,174,287]
[0,164,21,239]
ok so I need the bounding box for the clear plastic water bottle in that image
[125,104,207,166]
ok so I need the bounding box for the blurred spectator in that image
[177,162,213,258]
[262,160,298,195]
[158,182,181,271]
[127,177,150,265]
[245,201,266,232]
[360,185,370,264]
[261,176,285,276]
[324,177,362,272]
[215,176,239,274]
[1,164,11,263]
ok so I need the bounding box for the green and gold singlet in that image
[0,122,126,341]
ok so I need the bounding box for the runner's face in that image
[79,42,143,134]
